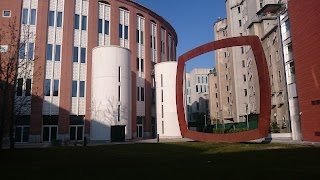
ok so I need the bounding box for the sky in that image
[135,0,227,72]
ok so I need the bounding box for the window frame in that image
[2,10,11,17]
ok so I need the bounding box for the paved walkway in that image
[2,137,320,149]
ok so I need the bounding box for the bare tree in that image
[91,97,129,126]
[0,17,41,149]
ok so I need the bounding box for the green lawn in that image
[1,142,320,179]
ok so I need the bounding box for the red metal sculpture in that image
[176,36,270,142]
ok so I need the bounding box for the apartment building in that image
[185,68,210,128]
[0,0,177,143]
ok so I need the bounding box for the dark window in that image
[46,44,53,60]
[238,6,241,13]
[81,15,87,30]
[19,43,25,59]
[98,19,103,33]
[196,85,198,92]
[150,35,153,48]
[136,58,139,71]
[118,66,121,82]
[30,9,36,25]
[55,45,61,61]
[57,12,63,27]
[161,105,164,118]
[70,115,84,125]
[118,86,121,101]
[53,80,59,96]
[141,59,144,72]
[73,47,78,62]
[80,48,86,63]
[44,79,51,96]
[140,31,144,44]
[104,20,109,35]
[161,74,163,87]
[161,90,163,102]
[117,105,120,121]
[119,24,123,38]
[79,81,85,97]
[137,87,140,101]
[244,89,247,96]
[241,47,244,54]
[22,8,28,24]
[124,25,128,39]
[72,81,77,97]
[74,14,80,29]
[26,79,31,96]
[239,20,242,27]
[136,29,139,43]
[17,78,23,96]
[28,43,34,60]
[141,87,145,101]
[48,11,55,26]
[243,74,247,82]
[242,60,245,67]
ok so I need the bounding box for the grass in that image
[1,142,320,179]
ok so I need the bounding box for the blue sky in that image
[135,0,226,72]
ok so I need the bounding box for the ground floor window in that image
[70,115,84,141]
[15,115,30,142]
[42,115,58,142]
[136,116,144,138]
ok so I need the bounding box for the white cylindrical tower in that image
[91,46,132,141]
[155,62,182,138]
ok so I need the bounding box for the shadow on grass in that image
[1,142,320,179]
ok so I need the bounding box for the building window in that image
[137,87,140,101]
[98,19,103,33]
[216,102,218,108]
[28,43,34,60]
[242,60,245,67]
[289,61,295,74]
[118,66,121,82]
[118,86,121,101]
[17,78,23,96]
[104,20,109,35]
[243,74,247,82]
[244,89,247,96]
[237,6,241,13]
[215,93,218,98]
[239,20,242,27]
[119,24,123,38]
[53,80,59,96]
[73,47,78,62]
[80,48,86,63]
[3,10,11,17]
[26,79,31,96]
[22,8,28,24]
[196,85,198,93]
[57,12,63,27]
[278,71,282,82]
[227,97,230,103]
[215,83,217,88]
[161,105,164,118]
[74,14,80,29]
[48,11,55,26]
[55,45,61,61]
[124,25,128,39]
[30,9,36,25]
[241,47,244,54]
[79,81,85,97]
[141,87,145,101]
[44,79,51,96]
[161,74,163,87]
[72,81,77,97]
[117,105,120,121]
[46,44,53,60]
[81,15,87,30]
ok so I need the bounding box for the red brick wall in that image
[289,0,320,142]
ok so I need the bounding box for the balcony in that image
[277,92,285,107]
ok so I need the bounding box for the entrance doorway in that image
[137,124,143,138]
[111,125,125,142]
